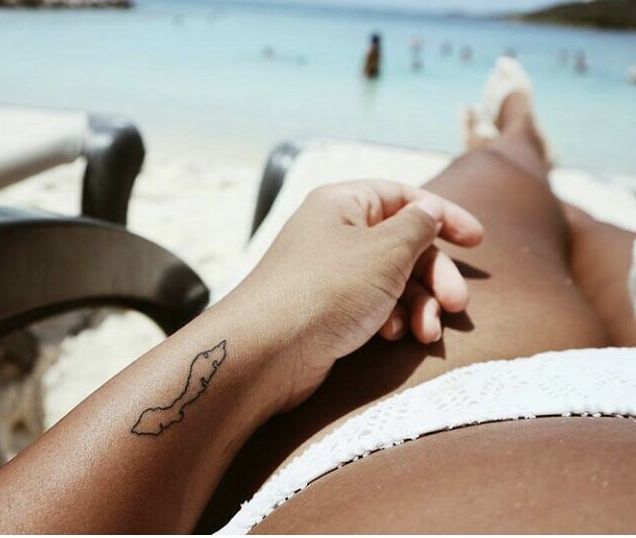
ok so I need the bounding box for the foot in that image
[498,92,552,167]
[472,57,553,167]
[461,106,498,151]
[481,56,533,130]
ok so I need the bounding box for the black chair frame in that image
[0,116,209,338]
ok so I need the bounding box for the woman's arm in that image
[0,292,298,533]
[0,180,482,533]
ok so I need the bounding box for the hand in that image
[236,180,483,409]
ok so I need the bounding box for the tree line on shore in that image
[511,0,636,31]
[0,0,131,7]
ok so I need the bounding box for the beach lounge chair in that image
[0,107,209,337]
[223,138,636,299]
[0,105,145,225]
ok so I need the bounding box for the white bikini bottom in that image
[217,347,636,534]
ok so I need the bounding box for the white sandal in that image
[481,56,533,124]
[468,56,554,165]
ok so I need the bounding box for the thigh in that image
[414,149,608,365]
[564,204,636,346]
[253,417,636,534]
[200,150,608,531]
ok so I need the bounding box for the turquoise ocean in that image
[1,0,635,176]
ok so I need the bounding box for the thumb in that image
[377,195,444,260]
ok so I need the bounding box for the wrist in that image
[199,284,307,418]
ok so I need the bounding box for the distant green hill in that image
[0,0,131,6]
[513,0,636,31]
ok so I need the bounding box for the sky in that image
[246,0,565,15]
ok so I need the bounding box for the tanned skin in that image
[0,179,484,533]
[203,93,636,533]
[1,91,634,534]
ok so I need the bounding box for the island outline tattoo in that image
[131,339,227,436]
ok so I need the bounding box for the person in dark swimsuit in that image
[363,33,382,79]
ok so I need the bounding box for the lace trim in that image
[217,347,636,534]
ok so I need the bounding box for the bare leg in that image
[403,91,607,364]
[466,93,635,345]
[563,204,636,345]
[465,92,550,180]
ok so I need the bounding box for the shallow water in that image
[1,0,635,176]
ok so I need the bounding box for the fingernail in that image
[429,316,442,342]
[424,306,442,343]
[391,315,404,337]
[432,324,442,342]
[416,196,444,222]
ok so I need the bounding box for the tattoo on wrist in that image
[131,340,227,436]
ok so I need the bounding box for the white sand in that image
[0,139,634,438]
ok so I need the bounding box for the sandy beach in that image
[0,140,261,449]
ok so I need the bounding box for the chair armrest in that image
[0,107,144,226]
[81,115,145,226]
[0,207,209,336]
[251,141,303,237]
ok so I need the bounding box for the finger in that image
[379,304,409,341]
[437,197,484,247]
[402,279,442,344]
[308,180,415,227]
[320,180,483,252]
[355,181,483,246]
[414,247,469,313]
[375,195,444,261]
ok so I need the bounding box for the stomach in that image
[251,416,636,534]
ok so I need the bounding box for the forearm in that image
[0,289,289,533]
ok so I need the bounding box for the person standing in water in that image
[460,45,473,63]
[363,33,382,79]
[575,51,588,74]
[410,37,423,72]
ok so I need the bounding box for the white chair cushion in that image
[219,139,636,300]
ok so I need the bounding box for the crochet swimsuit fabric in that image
[217,347,636,534]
